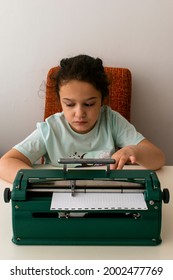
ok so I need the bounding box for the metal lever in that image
[70,180,76,196]
[58,159,115,196]
[58,158,115,174]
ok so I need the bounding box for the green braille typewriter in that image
[4,159,169,245]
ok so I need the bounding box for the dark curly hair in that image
[54,54,110,102]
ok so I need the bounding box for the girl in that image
[0,55,165,182]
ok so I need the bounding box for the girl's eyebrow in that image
[62,97,98,101]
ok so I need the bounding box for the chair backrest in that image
[44,66,132,121]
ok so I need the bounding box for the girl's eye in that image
[64,103,95,107]
[65,103,75,107]
[85,103,95,107]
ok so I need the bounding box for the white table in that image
[0,166,172,260]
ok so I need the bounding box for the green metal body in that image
[10,169,162,245]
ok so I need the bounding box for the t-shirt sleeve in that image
[13,129,46,164]
[111,111,145,147]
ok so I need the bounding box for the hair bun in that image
[60,58,69,68]
[95,58,103,68]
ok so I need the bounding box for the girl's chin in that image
[70,124,93,134]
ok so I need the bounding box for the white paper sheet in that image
[50,192,148,211]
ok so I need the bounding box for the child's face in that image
[59,80,102,134]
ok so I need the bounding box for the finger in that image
[110,155,126,170]
[110,163,116,170]
[116,156,128,169]
[129,156,136,165]
[110,155,118,169]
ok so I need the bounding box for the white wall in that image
[0,0,173,164]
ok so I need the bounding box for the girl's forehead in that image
[59,80,101,98]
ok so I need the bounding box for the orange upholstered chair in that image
[44,66,132,121]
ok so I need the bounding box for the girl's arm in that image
[0,149,32,183]
[111,139,165,170]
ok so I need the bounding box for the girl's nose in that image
[75,105,86,118]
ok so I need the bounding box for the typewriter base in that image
[12,210,162,246]
[12,238,162,246]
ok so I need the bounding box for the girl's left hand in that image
[110,145,137,170]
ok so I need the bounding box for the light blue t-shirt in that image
[14,106,144,166]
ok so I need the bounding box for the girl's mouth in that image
[74,121,87,125]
